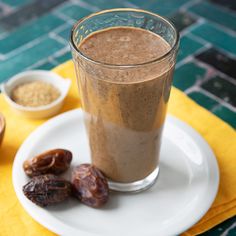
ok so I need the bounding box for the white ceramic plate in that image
[13,109,219,236]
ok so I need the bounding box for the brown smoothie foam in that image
[76,27,174,183]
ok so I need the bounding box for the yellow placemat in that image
[0,61,235,236]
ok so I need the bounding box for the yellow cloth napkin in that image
[0,61,235,236]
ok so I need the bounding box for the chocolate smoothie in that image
[76,27,174,183]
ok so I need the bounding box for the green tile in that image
[189,2,236,31]
[1,0,33,7]
[189,91,236,129]
[0,14,65,54]
[57,3,92,21]
[178,35,204,62]
[173,62,207,91]
[201,76,236,107]
[150,0,190,15]
[227,222,236,235]
[188,91,218,110]
[0,26,5,35]
[34,61,56,70]
[0,37,64,83]
[169,11,196,32]
[190,22,236,55]
[213,105,236,128]
[54,51,72,64]
[130,0,190,15]
[80,0,128,10]
[0,0,67,32]
[57,24,72,41]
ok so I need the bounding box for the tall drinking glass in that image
[70,8,179,192]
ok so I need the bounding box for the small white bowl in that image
[1,70,71,119]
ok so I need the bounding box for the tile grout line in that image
[51,45,70,58]
[53,11,75,25]
[190,33,236,61]
[0,12,68,41]
[26,45,71,70]
[191,0,236,21]
[182,58,219,93]
[186,32,211,46]
[211,46,236,60]
[52,32,70,45]
[0,2,15,18]
[49,32,68,45]
[124,1,139,8]
[176,55,194,69]
[194,58,236,86]
[70,0,100,12]
[176,43,210,69]
[210,70,236,86]
[193,59,223,83]
[213,3,236,16]
[185,87,236,112]
[187,10,236,37]
[180,0,202,11]
[53,22,73,34]
[0,54,5,60]
[51,1,72,12]
[210,1,236,16]
[2,22,69,60]
[179,39,236,85]
[180,18,205,37]
[0,32,9,40]
[200,88,236,112]
[189,59,218,86]
[3,35,48,59]
[220,222,236,236]
[26,58,58,70]
[175,45,209,69]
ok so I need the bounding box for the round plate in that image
[13,109,219,236]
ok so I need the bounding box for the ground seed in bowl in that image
[11,81,61,107]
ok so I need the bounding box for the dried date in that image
[72,164,109,208]
[23,149,72,177]
[23,174,72,207]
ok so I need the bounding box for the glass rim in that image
[70,8,179,68]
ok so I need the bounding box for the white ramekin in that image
[1,70,71,119]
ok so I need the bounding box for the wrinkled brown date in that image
[23,174,72,207]
[71,164,109,208]
[23,149,72,177]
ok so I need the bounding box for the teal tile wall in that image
[189,2,236,31]
[201,76,236,106]
[0,14,65,54]
[0,37,64,82]
[213,105,236,128]
[177,35,204,62]
[169,11,196,31]
[56,3,92,20]
[54,51,71,64]
[174,62,207,90]
[1,0,33,7]
[80,0,131,10]
[56,24,72,41]
[131,0,190,15]
[190,22,236,55]
[0,0,235,233]
[188,91,218,110]
[34,61,56,70]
